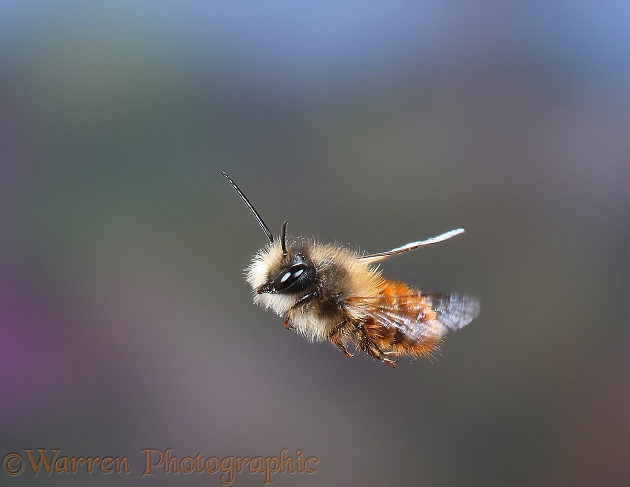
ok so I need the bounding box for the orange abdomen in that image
[365,279,442,358]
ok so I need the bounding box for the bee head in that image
[255,250,316,295]
[222,172,317,312]
[245,236,318,316]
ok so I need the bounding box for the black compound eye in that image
[273,264,306,292]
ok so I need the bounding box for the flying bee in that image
[222,171,480,367]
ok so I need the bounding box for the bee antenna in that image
[221,172,274,243]
[280,220,288,256]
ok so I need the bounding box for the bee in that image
[222,172,479,367]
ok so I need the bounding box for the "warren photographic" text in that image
[1,448,318,485]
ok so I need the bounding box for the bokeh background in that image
[1,1,629,486]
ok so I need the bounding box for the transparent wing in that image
[349,292,480,341]
[422,293,481,331]
[358,229,465,264]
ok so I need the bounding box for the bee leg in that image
[380,355,397,368]
[290,290,318,309]
[354,322,397,367]
[283,319,295,330]
[334,340,354,357]
[328,323,354,358]
[373,348,397,367]
[363,342,397,368]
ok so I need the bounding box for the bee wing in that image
[348,292,480,343]
[358,229,465,264]
[420,293,481,332]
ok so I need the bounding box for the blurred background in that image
[1,1,629,486]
